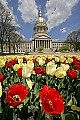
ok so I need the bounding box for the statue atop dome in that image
[35,6,46,24]
[39,9,42,17]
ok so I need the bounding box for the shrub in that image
[59,45,70,52]
[37,46,44,52]
[24,51,29,55]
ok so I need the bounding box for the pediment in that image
[38,35,48,38]
[33,34,51,39]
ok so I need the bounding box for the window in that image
[40,27,42,31]
[37,28,39,32]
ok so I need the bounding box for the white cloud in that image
[53,38,60,41]
[60,27,68,33]
[0,0,19,27]
[18,0,38,23]
[0,0,8,9]
[45,0,79,31]
[16,31,25,38]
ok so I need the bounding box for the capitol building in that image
[1,10,70,53]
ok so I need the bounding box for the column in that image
[45,40,46,49]
[49,40,50,49]
[35,40,36,49]
[48,40,49,49]
[39,40,40,47]
[48,40,50,48]
[50,40,52,48]
[32,40,34,51]
[36,40,37,48]
[44,40,45,48]
[46,40,48,49]
[37,40,38,48]
[37,40,39,48]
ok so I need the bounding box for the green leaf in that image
[71,105,80,112]
[45,114,50,119]
[67,98,73,106]
[65,113,77,120]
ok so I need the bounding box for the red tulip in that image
[34,66,46,75]
[6,60,18,68]
[72,56,80,65]
[6,62,13,68]
[39,85,64,114]
[0,74,4,82]
[32,59,36,63]
[45,59,51,63]
[17,68,22,77]
[41,68,46,75]
[67,69,78,78]
[74,65,80,70]
[5,83,28,107]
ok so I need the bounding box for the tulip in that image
[22,64,32,78]
[55,67,66,78]
[0,83,2,97]
[46,62,57,76]
[26,79,33,90]
[13,64,20,71]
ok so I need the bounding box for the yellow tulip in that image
[41,56,46,61]
[55,57,59,62]
[31,70,36,75]
[18,59,23,65]
[77,56,80,61]
[66,57,73,64]
[60,64,69,71]
[55,67,66,78]
[0,60,5,68]
[26,79,33,90]
[0,83,2,97]
[38,58,45,66]
[59,56,66,62]
[22,64,32,78]
[27,60,34,69]
[47,55,52,60]
[46,62,57,76]
[13,64,20,71]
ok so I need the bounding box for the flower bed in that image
[0,54,80,120]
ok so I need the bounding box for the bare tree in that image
[0,1,20,53]
[66,30,80,51]
[9,31,23,53]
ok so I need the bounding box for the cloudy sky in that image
[0,0,80,41]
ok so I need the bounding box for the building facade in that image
[0,10,70,53]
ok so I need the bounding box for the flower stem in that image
[49,115,53,120]
[13,108,17,120]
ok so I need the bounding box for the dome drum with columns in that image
[32,10,52,52]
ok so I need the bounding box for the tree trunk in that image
[8,37,11,53]
[1,41,3,53]
[13,43,15,53]
[16,44,19,53]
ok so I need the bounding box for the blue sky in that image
[1,0,80,41]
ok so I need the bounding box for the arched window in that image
[37,28,39,32]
